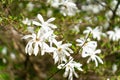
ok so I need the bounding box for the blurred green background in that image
[0,0,120,80]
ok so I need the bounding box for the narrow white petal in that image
[53,52,58,64]
[48,24,57,29]
[63,67,69,78]
[32,21,41,26]
[94,57,98,67]
[68,69,73,80]
[34,43,39,56]
[28,41,33,55]
[41,49,45,55]
[47,18,55,23]
[66,48,73,53]
[37,14,44,23]
[87,57,91,64]
[73,70,78,78]
[96,56,103,64]
[63,50,70,56]
[25,43,29,54]
[57,64,64,69]
[22,35,33,39]
[28,45,33,55]
[46,47,55,53]
[94,49,101,54]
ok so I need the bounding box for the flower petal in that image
[32,21,41,26]
[34,43,39,56]
[37,14,44,23]
[96,56,103,64]
[47,18,55,23]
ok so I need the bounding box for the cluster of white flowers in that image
[26,2,34,12]
[22,13,105,80]
[83,26,120,42]
[22,14,57,56]
[81,2,105,14]
[47,0,79,16]
[22,14,85,80]
[22,0,119,77]
[22,13,106,79]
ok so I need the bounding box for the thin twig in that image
[110,0,120,21]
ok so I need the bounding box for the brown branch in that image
[109,0,120,26]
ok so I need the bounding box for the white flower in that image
[112,64,117,74]
[47,0,79,16]
[105,11,113,21]
[22,18,34,33]
[76,39,103,67]
[2,47,7,55]
[85,49,103,67]
[47,9,53,17]
[110,0,118,10]
[47,0,61,8]
[81,3,105,14]
[77,39,97,57]
[70,24,80,34]
[83,26,106,41]
[107,27,120,41]
[10,52,16,60]
[26,2,34,11]
[107,78,110,80]
[22,30,53,56]
[52,40,73,64]
[2,58,7,64]
[57,57,83,80]
[22,18,31,25]
[32,14,57,32]
[60,0,79,16]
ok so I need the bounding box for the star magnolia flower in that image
[57,57,83,80]
[22,30,54,56]
[83,26,106,41]
[47,0,61,8]
[60,0,79,16]
[22,18,34,33]
[52,40,73,64]
[82,41,97,57]
[76,38,97,56]
[22,18,31,25]
[32,14,57,32]
[84,49,103,67]
[107,27,120,41]
[77,39,103,67]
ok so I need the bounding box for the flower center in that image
[58,48,62,52]
[36,38,40,41]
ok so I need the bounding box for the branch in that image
[109,0,120,26]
